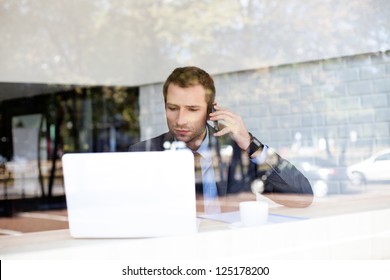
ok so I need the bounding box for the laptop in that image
[62,150,197,238]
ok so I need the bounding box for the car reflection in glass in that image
[289,156,352,197]
[347,149,390,186]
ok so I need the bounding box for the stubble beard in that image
[171,126,206,151]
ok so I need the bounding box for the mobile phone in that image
[211,107,219,132]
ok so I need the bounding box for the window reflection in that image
[0,84,139,214]
[348,149,390,186]
[1,51,390,221]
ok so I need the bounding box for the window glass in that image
[0,83,139,211]
[0,0,389,235]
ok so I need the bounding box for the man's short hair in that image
[163,66,216,113]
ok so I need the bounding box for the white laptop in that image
[62,150,197,238]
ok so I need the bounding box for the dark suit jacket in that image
[129,125,313,200]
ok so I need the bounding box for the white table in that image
[1,193,390,260]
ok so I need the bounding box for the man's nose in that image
[176,109,187,125]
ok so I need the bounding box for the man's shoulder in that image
[128,132,173,152]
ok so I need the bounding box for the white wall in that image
[0,0,389,93]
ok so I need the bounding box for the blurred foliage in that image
[1,0,388,85]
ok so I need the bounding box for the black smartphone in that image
[211,107,219,132]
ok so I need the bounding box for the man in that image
[129,66,313,208]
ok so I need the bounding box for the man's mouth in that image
[175,129,190,136]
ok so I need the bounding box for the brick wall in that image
[139,51,390,165]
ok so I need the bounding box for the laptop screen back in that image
[62,150,197,238]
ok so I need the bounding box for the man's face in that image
[165,83,208,151]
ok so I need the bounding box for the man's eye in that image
[189,108,199,112]
[168,107,178,111]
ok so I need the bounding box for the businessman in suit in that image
[129,66,313,208]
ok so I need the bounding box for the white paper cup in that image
[239,201,268,227]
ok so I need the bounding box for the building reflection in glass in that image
[0,83,140,214]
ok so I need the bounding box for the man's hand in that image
[209,104,251,151]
